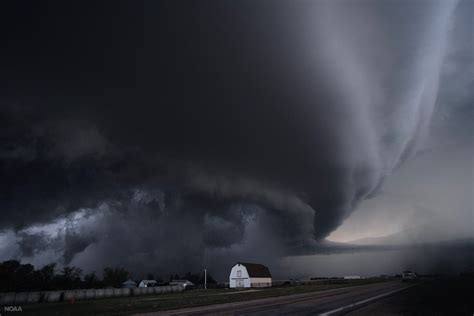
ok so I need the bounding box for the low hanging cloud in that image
[0,0,472,277]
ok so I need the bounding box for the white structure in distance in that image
[138,280,158,287]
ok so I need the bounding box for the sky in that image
[0,0,472,281]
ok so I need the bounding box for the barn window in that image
[237,270,242,277]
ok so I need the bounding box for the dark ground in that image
[345,276,474,316]
[4,277,474,315]
[11,279,387,315]
[137,277,474,315]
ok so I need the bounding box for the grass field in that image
[19,278,391,315]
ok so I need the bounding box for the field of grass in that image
[20,278,391,315]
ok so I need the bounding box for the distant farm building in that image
[170,280,194,289]
[229,262,272,288]
[122,279,137,288]
[138,280,158,287]
[343,276,361,280]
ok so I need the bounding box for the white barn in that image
[229,262,272,288]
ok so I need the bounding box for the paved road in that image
[141,281,414,316]
[345,278,474,316]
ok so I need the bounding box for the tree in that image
[39,263,56,290]
[15,263,35,291]
[169,274,180,282]
[57,266,83,289]
[0,260,99,291]
[84,271,101,288]
[204,272,217,285]
[146,273,155,280]
[178,271,217,287]
[103,267,130,287]
[0,260,21,291]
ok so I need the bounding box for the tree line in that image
[0,260,216,292]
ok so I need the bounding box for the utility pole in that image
[204,268,207,289]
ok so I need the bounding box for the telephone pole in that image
[204,268,207,289]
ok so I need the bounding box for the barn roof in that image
[122,279,137,285]
[238,262,272,278]
[140,280,157,284]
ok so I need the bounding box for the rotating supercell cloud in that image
[0,0,472,278]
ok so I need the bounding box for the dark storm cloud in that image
[0,0,471,276]
[0,103,127,228]
[16,231,52,257]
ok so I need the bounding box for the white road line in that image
[319,284,417,316]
